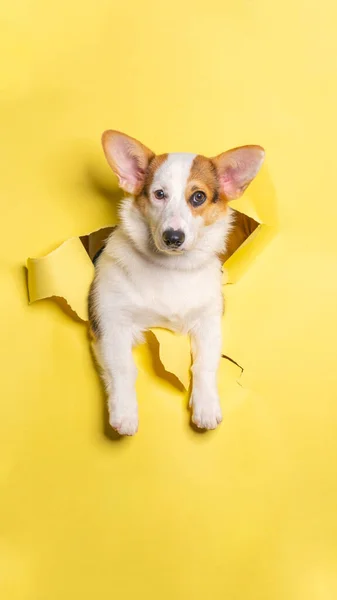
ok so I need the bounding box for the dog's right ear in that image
[102,130,155,195]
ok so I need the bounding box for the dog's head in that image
[102,131,264,261]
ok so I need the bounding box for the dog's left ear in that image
[213,145,265,200]
[102,130,155,195]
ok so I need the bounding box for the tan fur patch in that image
[186,155,229,225]
[135,154,168,213]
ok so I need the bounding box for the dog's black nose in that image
[162,229,185,248]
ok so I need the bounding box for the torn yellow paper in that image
[224,164,279,284]
[27,237,94,321]
[26,201,263,388]
[26,163,274,386]
[26,179,270,387]
[224,223,277,285]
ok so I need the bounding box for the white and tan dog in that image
[89,131,264,435]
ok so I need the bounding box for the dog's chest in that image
[129,263,221,332]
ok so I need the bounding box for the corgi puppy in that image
[89,131,264,435]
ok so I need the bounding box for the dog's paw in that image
[191,398,222,430]
[109,403,139,436]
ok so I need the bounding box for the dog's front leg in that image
[190,315,223,430]
[96,325,138,436]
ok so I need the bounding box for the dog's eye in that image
[154,189,165,200]
[190,191,207,207]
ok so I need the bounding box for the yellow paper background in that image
[2,1,337,599]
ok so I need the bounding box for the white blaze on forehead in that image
[151,153,196,202]
[150,153,197,236]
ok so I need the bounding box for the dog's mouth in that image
[160,246,186,255]
[151,240,186,255]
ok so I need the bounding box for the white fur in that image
[90,154,232,435]
[148,153,197,251]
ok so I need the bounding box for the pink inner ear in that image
[113,149,145,194]
[216,146,265,200]
[103,131,153,195]
[111,143,146,195]
[220,169,244,199]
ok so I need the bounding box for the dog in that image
[88,131,264,435]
